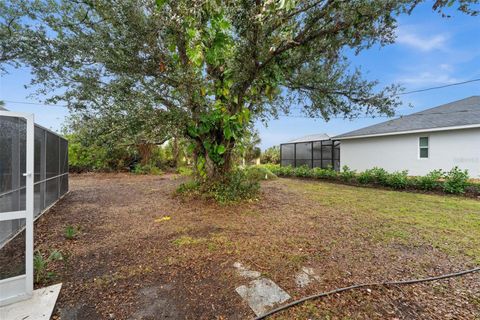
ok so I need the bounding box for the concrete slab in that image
[235,278,290,316]
[295,267,321,288]
[295,271,311,288]
[0,283,62,320]
[233,262,261,279]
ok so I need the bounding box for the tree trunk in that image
[172,137,180,168]
[138,142,154,165]
[189,105,249,184]
[194,140,235,184]
[205,149,234,182]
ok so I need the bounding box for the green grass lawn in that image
[284,179,480,263]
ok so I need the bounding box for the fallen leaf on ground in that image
[155,216,171,222]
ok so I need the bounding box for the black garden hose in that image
[254,267,480,320]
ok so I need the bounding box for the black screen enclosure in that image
[280,139,340,170]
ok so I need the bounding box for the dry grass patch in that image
[22,173,479,319]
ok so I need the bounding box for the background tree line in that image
[1,0,476,190]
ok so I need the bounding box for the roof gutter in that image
[334,123,480,140]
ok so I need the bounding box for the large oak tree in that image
[1,0,477,181]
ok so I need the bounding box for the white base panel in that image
[0,283,62,320]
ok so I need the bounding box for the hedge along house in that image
[335,96,480,178]
[0,108,68,308]
[280,134,341,170]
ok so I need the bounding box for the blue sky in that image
[1,2,479,150]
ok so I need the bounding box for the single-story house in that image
[335,96,480,177]
[280,96,480,177]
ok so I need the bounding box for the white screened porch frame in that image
[0,111,34,306]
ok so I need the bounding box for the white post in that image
[24,114,34,297]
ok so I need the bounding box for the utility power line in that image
[279,110,477,119]
[2,77,479,117]
[398,78,480,95]
[2,100,69,107]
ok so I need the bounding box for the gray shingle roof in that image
[287,133,330,143]
[335,96,480,139]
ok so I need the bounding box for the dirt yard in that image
[30,173,479,319]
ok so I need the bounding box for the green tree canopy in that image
[2,0,477,181]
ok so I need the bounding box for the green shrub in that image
[357,170,375,184]
[68,140,111,172]
[293,165,312,177]
[177,166,193,176]
[339,166,356,182]
[312,167,337,179]
[263,164,280,170]
[414,169,444,190]
[64,226,78,240]
[256,163,475,197]
[67,133,135,172]
[261,164,281,175]
[385,170,409,189]
[132,163,163,175]
[261,164,282,176]
[266,165,280,175]
[326,168,338,179]
[34,249,63,284]
[209,170,260,203]
[149,166,164,175]
[279,165,295,176]
[369,167,389,184]
[177,170,260,203]
[357,167,389,185]
[443,166,469,194]
[245,166,277,181]
[311,167,326,179]
[176,180,201,195]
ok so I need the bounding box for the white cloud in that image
[397,70,459,86]
[396,29,448,52]
[439,63,453,72]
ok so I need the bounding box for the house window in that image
[419,137,429,158]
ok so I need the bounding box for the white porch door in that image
[0,111,34,306]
